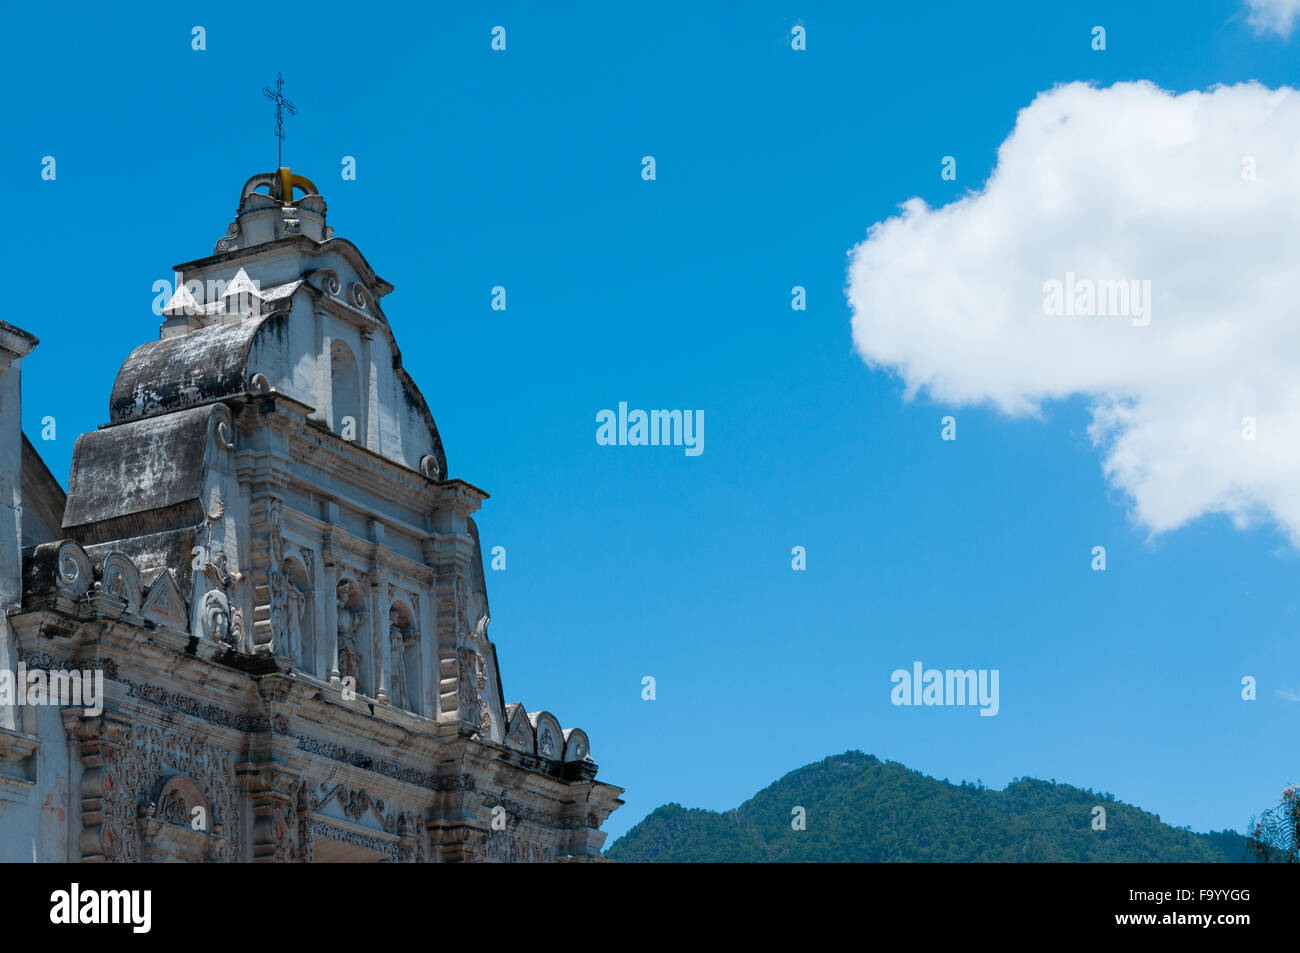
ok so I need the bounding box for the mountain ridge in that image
[605,751,1249,863]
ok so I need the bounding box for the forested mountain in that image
[606,751,1248,863]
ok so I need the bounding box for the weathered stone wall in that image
[0,174,622,862]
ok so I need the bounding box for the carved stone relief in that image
[458,646,490,734]
[538,724,557,758]
[336,578,368,691]
[317,783,392,830]
[74,721,239,864]
[199,589,233,644]
[481,829,555,864]
[100,553,142,615]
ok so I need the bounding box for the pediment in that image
[528,711,563,761]
[140,569,189,632]
[503,704,534,755]
[99,552,142,615]
[562,728,590,763]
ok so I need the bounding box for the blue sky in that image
[4,1,1299,844]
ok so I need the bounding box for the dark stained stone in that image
[109,314,284,423]
[63,404,213,536]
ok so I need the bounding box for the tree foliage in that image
[1247,786,1298,863]
[605,751,1250,863]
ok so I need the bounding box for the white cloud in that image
[1245,0,1300,37]
[1278,688,1300,702]
[846,81,1300,543]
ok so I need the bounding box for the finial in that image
[262,73,296,169]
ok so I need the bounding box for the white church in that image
[0,169,622,862]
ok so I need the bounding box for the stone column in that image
[371,576,389,703]
[421,540,442,719]
[323,547,340,684]
[239,764,305,863]
[64,714,130,863]
[312,306,331,428]
[370,522,388,703]
[361,328,378,451]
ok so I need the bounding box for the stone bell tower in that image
[7,170,621,862]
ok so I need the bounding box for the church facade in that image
[0,170,622,862]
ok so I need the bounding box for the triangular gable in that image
[503,703,534,755]
[140,569,189,632]
[162,283,202,317]
[222,267,261,301]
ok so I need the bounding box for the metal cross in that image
[262,73,297,168]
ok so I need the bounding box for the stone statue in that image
[336,580,366,689]
[284,576,306,664]
[388,606,417,710]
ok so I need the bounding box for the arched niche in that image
[335,576,369,697]
[330,339,361,441]
[282,556,316,675]
[388,599,420,714]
